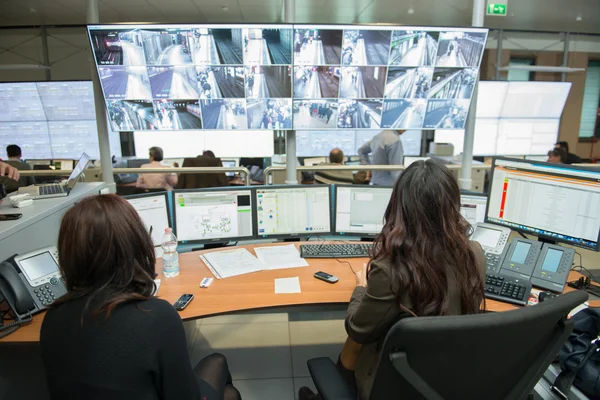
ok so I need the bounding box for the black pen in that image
[149,226,153,238]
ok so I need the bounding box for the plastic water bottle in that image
[161,228,180,278]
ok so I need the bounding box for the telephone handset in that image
[0,246,67,322]
[471,223,512,273]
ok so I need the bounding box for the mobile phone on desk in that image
[314,271,339,284]
[173,294,194,311]
[0,213,22,221]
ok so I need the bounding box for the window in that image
[578,61,600,139]
[508,58,535,81]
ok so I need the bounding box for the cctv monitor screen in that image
[88,24,487,131]
[125,192,171,246]
[88,24,294,131]
[487,158,600,251]
[335,185,392,236]
[173,188,255,243]
[0,81,100,159]
[256,185,331,238]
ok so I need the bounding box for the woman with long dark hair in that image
[40,194,241,400]
[303,160,486,400]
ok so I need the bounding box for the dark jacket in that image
[5,159,35,187]
[345,241,486,400]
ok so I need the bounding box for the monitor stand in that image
[538,237,557,246]
[282,238,301,242]
[360,237,375,243]
[192,242,229,251]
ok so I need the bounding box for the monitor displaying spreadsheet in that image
[486,158,600,251]
[255,185,331,237]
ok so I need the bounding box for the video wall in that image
[0,81,100,159]
[88,24,488,131]
[434,81,571,156]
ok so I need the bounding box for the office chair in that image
[176,156,229,189]
[307,290,588,400]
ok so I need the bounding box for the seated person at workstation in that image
[0,161,20,192]
[314,148,366,185]
[300,160,486,400]
[358,130,404,186]
[547,148,567,164]
[4,144,35,187]
[136,146,178,191]
[555,141,582,164]
[40,195,241,400]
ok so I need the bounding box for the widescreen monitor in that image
[88,24,487,131]
[255,185,331,238]
[486,158,600,251]
[500,82,571,119]
[334,185,392,237]
[173,187,255,244]
[0,81,100,159]
[124,192,171,246]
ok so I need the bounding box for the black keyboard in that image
[39,184,66,196]
[300,243,372,258]
[485,274,532,306]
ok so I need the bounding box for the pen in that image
[149,226,153,237]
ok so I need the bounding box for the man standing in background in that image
[5,144,35,187]
[358,130,404,186]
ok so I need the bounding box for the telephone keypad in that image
[36,284,58,306]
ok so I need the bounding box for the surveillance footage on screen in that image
[88,24,488,131]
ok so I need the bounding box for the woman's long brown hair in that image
[371,160,485,316]
[53,194,156,318]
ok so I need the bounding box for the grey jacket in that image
[345,241,486,399]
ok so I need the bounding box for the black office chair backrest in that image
[369,290,588,400]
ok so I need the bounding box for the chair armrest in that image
[307,357,355,400]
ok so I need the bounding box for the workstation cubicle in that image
[1,12,599,400]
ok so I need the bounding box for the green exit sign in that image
[487,3,507,15]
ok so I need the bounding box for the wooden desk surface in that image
[2,242,597,343]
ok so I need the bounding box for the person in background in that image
[315,148,367,185]
[555,141,582,164]
[202,150,216,158]
[358,130,405,186]
[0,160,20,196]
[547,148,567,164]
[5,144,35,187]
[41,195,241,400]
[299,161,486,400]
[136,146,178,191]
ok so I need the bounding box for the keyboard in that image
[39,184,66,196]
[485,274,532,306]
[300,243,372,258]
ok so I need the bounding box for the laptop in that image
[18,153,91,199]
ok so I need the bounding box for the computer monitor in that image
[53,159,74,171]
[127,159,150,169]
[486,157,600,251]
[221,158,240,178]
[303,157,327,166]
[124,192,170,246]
[460,194,487,228]
[255,185,331,238]
[173,187,255,244]
[334,185,392,237]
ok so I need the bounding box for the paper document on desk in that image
[200,248,264,279]
[275,277,301,294]
[254,244,309,270]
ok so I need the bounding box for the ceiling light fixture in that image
[576,15,583,21]
[407,7,414,14]
[222,5,229,11]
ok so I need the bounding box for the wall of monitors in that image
[88,24,488,131]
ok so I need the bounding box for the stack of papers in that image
[199,245,308,279]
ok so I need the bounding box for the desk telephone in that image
[0,246,67,337]
[472,223,575,293]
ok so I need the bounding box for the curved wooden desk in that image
[1,242,595,343]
